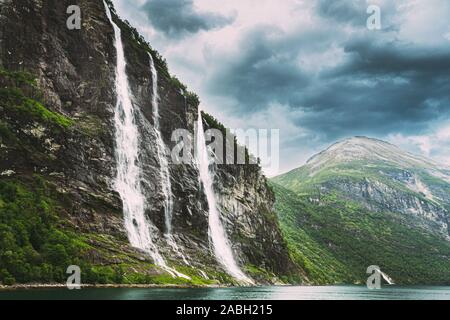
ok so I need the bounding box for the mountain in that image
[0,0,298,286]
[272,136,450,284]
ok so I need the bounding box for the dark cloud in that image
[334,38,450,76]
[316,0,366,25]
[310,39,450,136]
[115,0,450,171]
[142,0,235,38]
[207,27,336,113]
[207,25,450,145]
[315,0,399,31]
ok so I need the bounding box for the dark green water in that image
[1,286,450,300]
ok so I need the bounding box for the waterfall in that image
[103,1,188,279]
[148,53,174,234]
[148,53,189,266]
[196,111,253,284]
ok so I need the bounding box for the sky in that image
[114,0,450,176]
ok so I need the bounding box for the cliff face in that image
[0,0,297,285]
[320,177,450,236]
[215,165,294,278]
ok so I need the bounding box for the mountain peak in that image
[343,136,394,144]
[305,136,436,171]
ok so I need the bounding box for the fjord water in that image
[2,286,450,300]
[196,112,253,284]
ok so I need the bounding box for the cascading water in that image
[196,111,253,284]
[103,1,188,279]
[148,53,189,266]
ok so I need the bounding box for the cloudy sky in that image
[114,0,450,176]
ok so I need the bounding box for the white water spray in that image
[103,1,188,279]
[148,53,189,266]
[196,111,253,284]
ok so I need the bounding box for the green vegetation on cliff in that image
[0,69,73,129]
[272,182,450,285]
[0,175,89,285]
[272,137,450,285]
[0,176,222,286]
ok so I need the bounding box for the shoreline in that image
[1,283,442,292]
[0,283,231,291]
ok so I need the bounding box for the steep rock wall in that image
[0,0,298,284]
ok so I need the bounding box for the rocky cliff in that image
[0,0,297,285]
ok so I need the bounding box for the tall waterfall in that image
[196,111,253,284]
[148,54,173,234]
[148,53,189,265]
[103,1,188,279]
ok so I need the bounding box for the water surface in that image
[1,286,450,300]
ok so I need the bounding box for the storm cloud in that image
[116,0,450,173]
[142,0,235,38]
[304,39,450,136]
[316,0,366,25]
[211,34,450,137]
[205,2,450,155]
